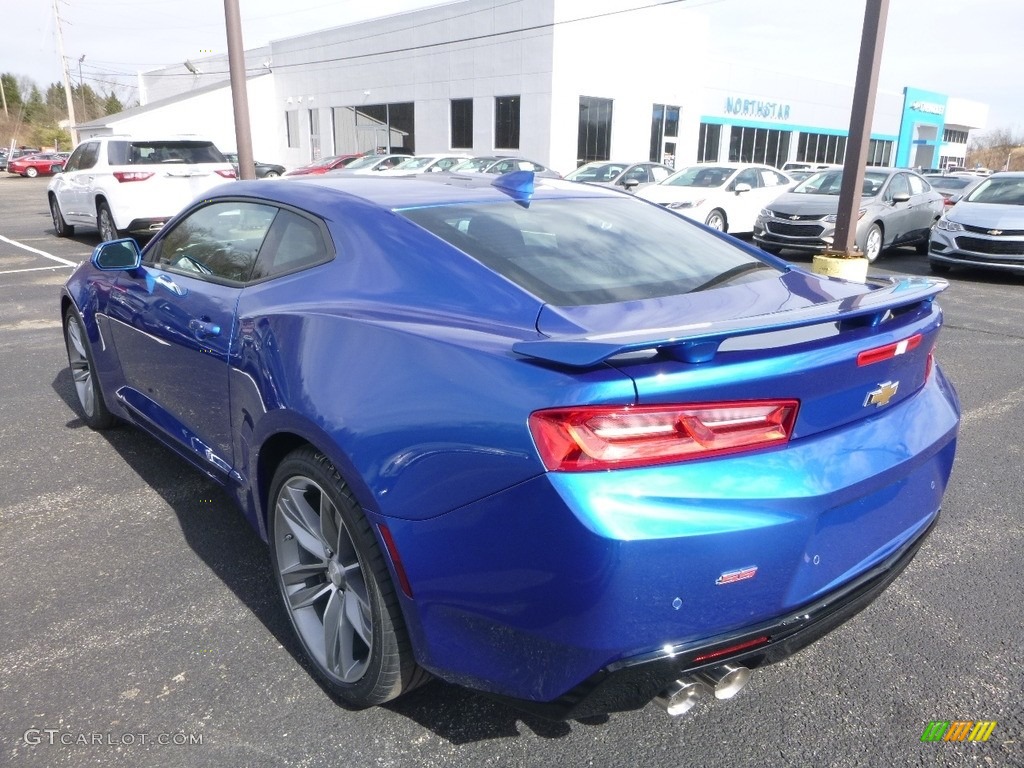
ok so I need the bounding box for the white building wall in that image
[139,47,272,105]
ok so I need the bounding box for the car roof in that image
[215,174,613,212]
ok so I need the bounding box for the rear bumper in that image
[493,510,938,720]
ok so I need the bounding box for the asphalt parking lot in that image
[1,174,1021,768]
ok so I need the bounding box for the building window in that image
[308,109,321,161]
[796,132,846,164]
[867,139,893,166]
[728,126,791,167]
[286,110,300,149]
[451,98,473,149]
[331,103,415,155]
[697,123,721,162]
[577,96,613,165]
[943,128,968,144]
[495,96,520,150]
[649,104,681,163]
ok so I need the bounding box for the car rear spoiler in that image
[512,276,948,368]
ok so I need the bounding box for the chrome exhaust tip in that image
[695,663,752,700]
[653,678,713,717]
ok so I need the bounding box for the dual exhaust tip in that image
[654,664,752,717]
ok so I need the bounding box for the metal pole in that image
[53,0,79,148]
[78,55,86,120]
[224,0,255,180]
[831,0,890,257]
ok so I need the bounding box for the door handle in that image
[189,318,221,339]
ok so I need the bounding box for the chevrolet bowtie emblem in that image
[865,381,899,407]
[988,229,1003,235]
[789,214,800,220]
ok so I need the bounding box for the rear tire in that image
[268,447,429,707]
[26,166,39,178]
[264,171,280,178]
[97,201,119,242]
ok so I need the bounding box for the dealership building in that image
[80,0,989,175]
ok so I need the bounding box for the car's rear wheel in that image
[50,196,75,237]
[863,223,883,262]
[268,448,428,707]
[705,209,727,231]
[63,307,116,430]
[97,201,119,242]
[26,166,39,178]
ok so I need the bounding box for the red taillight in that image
[856,333,923,367]
[529,400,799,472]
[216,169,237,178]
[692,635,770,664]
[113,171,154,183]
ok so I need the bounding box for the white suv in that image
[47,136,236,241]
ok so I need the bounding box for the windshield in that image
[399,197,776,306]
[452,158,498,173]
[394,157,435,170]
[965,177,1024,205]
[663,166,733,188]
[344,155,388,170]
[792,170,890,196]
[565,162,627,182]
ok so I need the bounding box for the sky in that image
[4,0,1023,136]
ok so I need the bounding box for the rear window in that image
[107,141,227,166]
[400,197,776,306]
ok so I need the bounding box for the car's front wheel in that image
[862,223,883,262]
[705,209,727,231]
[268,448,428,707]
[50,196,74,237]
[97,201,119,242]
[63,307,116,430]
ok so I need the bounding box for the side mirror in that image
[891,192,911,203]
[623,178,640,190]
[733,182,753,194]
[92,238,142,271]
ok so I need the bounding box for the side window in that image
[886,173,911,200]
[250,209,334,281]
[147,201,277,283]
[731,168,761,189]
[621,166,650,184]
[764,170,790,186]
[66,142,100,172]
[650,165,672,182]
[908,174,928,195]
[62,144,89,173]
[492,161,513,174]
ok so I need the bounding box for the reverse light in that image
[113,171,154,183]
[529,400,799,472]
[856,333,923,366]
[216,168,238,178]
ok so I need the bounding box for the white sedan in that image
[636,163,794,234]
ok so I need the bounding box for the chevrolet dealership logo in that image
[987,229,1003,235]
[864,381,899,408]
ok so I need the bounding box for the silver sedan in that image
[754,167,944,261]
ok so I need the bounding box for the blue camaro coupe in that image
[61,172,960,720]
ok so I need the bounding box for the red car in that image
[283,153,362,176]
[7,152,66,178]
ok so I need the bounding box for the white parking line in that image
[0,264,77,275]
[0,234,79,267]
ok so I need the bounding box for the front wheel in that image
[704,209,727,231]
[862,223,883,262]
[63,307,116,430]
[97,201,119,242]
[268,448,428,707]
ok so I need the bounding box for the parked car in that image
[326,153,411,175]
[782,162,840,173]
[565,161,674,190]
[283,154,363,176]
[929,171,1024,275]
[224,152,286,178]
[449,156,561,178]
[47,136,236,241]
[61,171,959,720]
[923,173,985,209]
[636,163,795,233]
[753,167,944,261]
[376,154,469,175]
[6,151,66,177]
[1,147,43,172]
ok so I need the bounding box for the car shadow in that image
[50,365,593,743]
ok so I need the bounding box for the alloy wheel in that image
[65,316,96,418]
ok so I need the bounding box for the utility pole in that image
[52,0,79,148]
[78,54,86,121]
[224,0,255,179]
[0,75,7,117]
[831,0,890,257]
